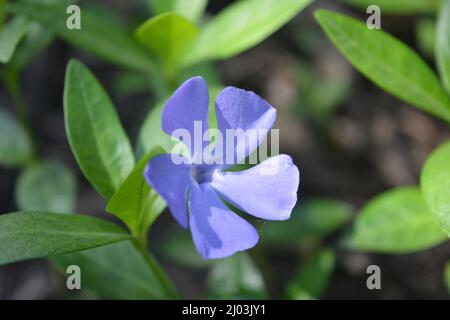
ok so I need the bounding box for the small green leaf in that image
[315,10,450,123]
[0,108,32,167]
[64,59,135,200]
[52,240,175,299]
[149,0,208,23]
[0,211,130,265]
[344,0,442,14]
[445,261,450,294]
[286,248,335,299]
[135,13,199,67]
[10,0,153,72]
[437,0,450,94]
[343,187,448,253]
[182,0,313,66]
[421,141,450,235]
[415,18,436,57]
[207,253,267,299]
[0,16,30,63]
[106,149,166,236]
[15,159,77,213]
[260,198,353,244]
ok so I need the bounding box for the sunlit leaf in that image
[135,13,198,68]
[316,10,450,123]
[0,212,130,265]
[0,108,32,167]
[342,187,448,253]
[53,240,176,299]
[15,159,77,213]
[182,0,313,66]
[149,0,208,23]
[421,141,450,235]
[64,59,135,200]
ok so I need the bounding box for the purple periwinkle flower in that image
[144,76,300,259]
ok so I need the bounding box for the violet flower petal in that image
[144,154,192,228]
[189,183,259,259]
[215,87,276,168]
[162,76,209,160]
[211,155,299,221]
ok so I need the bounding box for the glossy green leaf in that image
[0,16,30,63]
[286,248,335,299]
[52,240,175,299]
[445,261,450,294]
[344,0,442,14]
[182,0,313,66]
[135,13,199,67]
[343,187,448,253]
[207,253,267,299]
[149,0,207,23]
[316,10,450,123]
[260,198,353,244]
[106,149,166,236]
[15,159,77,213]
[10,0,153,72]
[0,108,32,167]
[437,0,450,94]
[421,141,450,235]
[64,60,135,200]
[0,212,130,265]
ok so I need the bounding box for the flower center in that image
[191,165,216,184]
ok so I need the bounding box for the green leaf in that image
[0,108,32,167]
[149,0,208,23]
[437,0,450,94]
[0,16,30,63]
[445,261,450,294]
[52,240,175,299]
[106,149,166,236]
[343,187,448,253]
[207,253,267,299]
[135,13,199,67]
[344,0,442,14]
[260,198,353,244]
[10,0,153,72]
[421,141,450,235]
[15,159,77,213]
[315,10,450,123]
[182,0,313,66]
[64,59,135,200]
[0,211,130,265]
[286,248,335,299]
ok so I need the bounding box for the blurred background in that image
[0,0,449,299]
